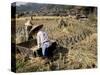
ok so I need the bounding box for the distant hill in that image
[11,2,97,17]
[12,2,73,14]
[16,3,48,12]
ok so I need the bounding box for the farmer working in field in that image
[24,19,32,41]
[29,24,50,58]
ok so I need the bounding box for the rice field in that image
[12,15,97,72]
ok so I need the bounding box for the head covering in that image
[25,19,33,31]
[25,19,32,26]
[29,24,43,35]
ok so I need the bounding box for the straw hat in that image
[25,19,33,31]
[29,24,43,35]
[25,19,32,26]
